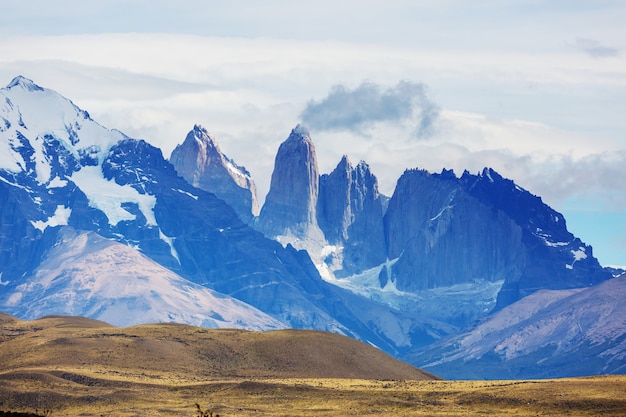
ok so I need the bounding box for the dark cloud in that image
[575,38,619,59]
[300,81,440,138]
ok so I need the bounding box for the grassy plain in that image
[1,314,625,416]
[2,371,626,416]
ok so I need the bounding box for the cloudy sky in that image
[1,1,625,266]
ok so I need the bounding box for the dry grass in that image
[2,372,626,416]
[1,314,625,416]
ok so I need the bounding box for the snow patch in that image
[72,165,157,226]
[175,188,198,200]
[47,176,68,188]
[159,228,180,264]
[536,228,570,248]
[430,205,453,222]
[30,205,71,231]
[566,246,587,269]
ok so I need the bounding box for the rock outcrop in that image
[255,125,324,243]
[170,125,259,223]
[383,167,611,307]
[317,156,386,276]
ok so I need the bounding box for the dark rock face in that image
[384,168,526,291]
[383,168,611,306]
[255,125,323,241]
[169,125,259,223]
[459,168,610,308]
[318,156,386,276]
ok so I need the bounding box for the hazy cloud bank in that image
[575,38,619,59]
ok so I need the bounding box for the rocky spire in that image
[255,125,324,242]
[169,125,259,223]
[318,156,387,276]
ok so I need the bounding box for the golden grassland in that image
[2,371,626,416]
[1,314,625,416]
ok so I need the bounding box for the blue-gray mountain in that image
[0,76,623,379]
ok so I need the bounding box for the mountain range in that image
[0,76,624,379]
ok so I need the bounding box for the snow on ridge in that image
[159,228,180,264]
[72,165,157,227]
[0,77,127,182]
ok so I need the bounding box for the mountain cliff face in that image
[169,125,259,223]
[254,125,324,243]
[384,168,525,292]
[253,127,612,334]
[383,167,610,308]
[459,168,610,308]
[317,156,386,277]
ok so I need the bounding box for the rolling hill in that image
[0,313,436,381]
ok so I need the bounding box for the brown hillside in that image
[2,315,626,416]
[0,314,436,381]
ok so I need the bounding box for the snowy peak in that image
[6,75,44,92]
[0,76,126,183]
[170,124,259,222]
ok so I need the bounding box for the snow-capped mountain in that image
[407,273,626,379]
[1,75,623,379]
[0,76,442,356]
[1,227,285,330]
[169,125,259,223]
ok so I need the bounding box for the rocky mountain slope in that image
[1,227,284,329]
[169,124,259,223]
[408,273,626,379]
[254,126,612,329]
